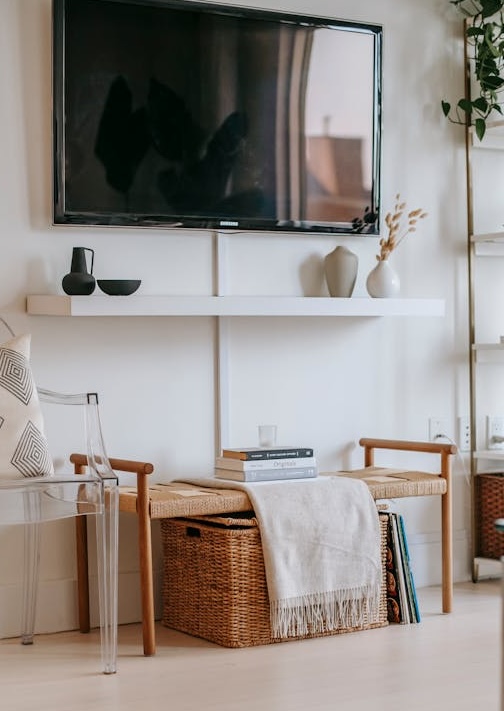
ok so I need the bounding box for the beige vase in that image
[324,246,358,297]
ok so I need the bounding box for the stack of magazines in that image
[384,511,421,624]
[214,446,317,482]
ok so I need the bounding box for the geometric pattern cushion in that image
[0,333,54,478]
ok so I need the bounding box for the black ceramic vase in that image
[62,247,96,295]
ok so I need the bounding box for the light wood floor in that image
[1,581,502,711]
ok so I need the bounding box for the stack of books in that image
[384,511,420,624]
[214,446,317,482]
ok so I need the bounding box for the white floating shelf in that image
[485,119,504,131]
[473,343,504,350]
[471,234,504,257]
[26,294,446,318]
[471,231,504,243]
[474,450,504,461]
[473,343,504,361]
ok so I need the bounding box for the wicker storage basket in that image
[475,473,504,559]
[161,511,388,648]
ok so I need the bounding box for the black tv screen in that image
[53,0,382,234]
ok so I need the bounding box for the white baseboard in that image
[473,557,502,580]
[0,569,162,639]
[408,528,470,587]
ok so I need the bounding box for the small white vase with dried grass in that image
[366,194,427,299]
[366,258,400,298]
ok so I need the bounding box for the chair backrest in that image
[0,316,118,674]
[0,315,115,487]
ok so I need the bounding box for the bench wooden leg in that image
[76,516,90,633]
[441,448,453,613]
[73,457,91,634]
[137,473,155,656]
[76,501,155,654]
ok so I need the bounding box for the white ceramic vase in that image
[366,258,400,298]
[324,246,358,297]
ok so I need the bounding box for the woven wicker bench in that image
[73,437,456,657]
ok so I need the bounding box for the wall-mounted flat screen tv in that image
[53,0,382,234]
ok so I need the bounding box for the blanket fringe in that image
[270,584,381,638]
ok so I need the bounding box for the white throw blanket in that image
[177,476,382,638]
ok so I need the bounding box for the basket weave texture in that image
[475,474,504,559]
[161,511,388,648]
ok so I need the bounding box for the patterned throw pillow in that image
[0,333,54,478]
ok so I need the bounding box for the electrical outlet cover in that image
[487,416,504,450]
[458,416,471,451]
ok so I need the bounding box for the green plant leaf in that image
[467,26,486,36]
[475,117,487,139]
[443,0,504,138]
[473,96,490,111]
[480,0,503,18]
[457,98,474,113]
[481,74,504,88]
[485,37,501,56]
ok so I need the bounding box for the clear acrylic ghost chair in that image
[0,388,119,674]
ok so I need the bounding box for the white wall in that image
[0,0,472,636]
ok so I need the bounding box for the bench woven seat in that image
[119,469,447,519]
[331,467,448,499]
[119,481,251,519]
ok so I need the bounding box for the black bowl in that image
[97,279,141,296]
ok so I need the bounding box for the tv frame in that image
[52,0,382,235]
